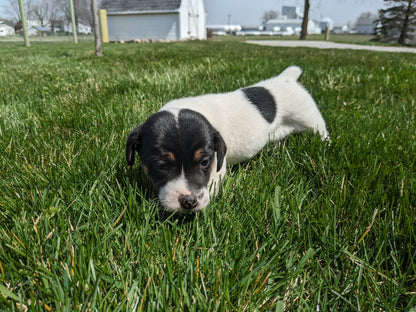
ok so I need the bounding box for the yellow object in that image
[99,9,109,43]
[324,26,330,41]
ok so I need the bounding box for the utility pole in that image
[69,0,78,43]
[17,0,30,47]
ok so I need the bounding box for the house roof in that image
[101,0,182,13]
[0,20,15,28]
[0,23,14,30]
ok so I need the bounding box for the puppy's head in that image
[126,109,226,214]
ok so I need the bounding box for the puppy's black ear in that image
[213,131,227,172]
[126,124,143,166]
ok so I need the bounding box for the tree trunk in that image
[398,0,412,45]
[300,0,310,40]
[91,0,102,56]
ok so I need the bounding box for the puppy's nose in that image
[179,194,198,210]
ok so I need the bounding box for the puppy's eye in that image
[200,158,211,171]
[153,160,168,173]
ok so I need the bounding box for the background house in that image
[265,17,321,35]
[281,6,303,19]
[100,0,206,42]
[0,21,15,36]
[355,15,376,34]
[264,6,321,35]
[52,20,92,34]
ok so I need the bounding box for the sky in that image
[0,0,386,26]
[205,0,387,26]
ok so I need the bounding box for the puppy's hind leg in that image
[276,102,329,141]
[303,107,329,141]
[304,104,329,141]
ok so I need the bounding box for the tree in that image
[58,0,95,29]
[31,0,49,26]
[91,0,102,56]
[31,0,62,28]
[262,10,278,23]
[299,0,310,39]
[3,0,34,23]
[374,0,416,45]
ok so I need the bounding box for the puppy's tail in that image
[279,65,302,81]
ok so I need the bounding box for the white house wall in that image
[0,24,15,36]
[195,0,207,39]
[107,13,180,41]
[178,0,206,40]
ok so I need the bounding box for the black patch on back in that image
[242,87,277,123]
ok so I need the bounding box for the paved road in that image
[246,40,416,54]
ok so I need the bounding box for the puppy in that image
[126,66,329,214]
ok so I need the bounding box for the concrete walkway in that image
[246,40,416,54]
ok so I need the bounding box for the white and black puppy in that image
[126,66,329,214]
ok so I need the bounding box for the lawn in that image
[0,40,415,311]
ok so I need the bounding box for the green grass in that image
[0,40,415,311]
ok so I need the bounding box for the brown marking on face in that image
[142,164,149,176]
[164,152,176,162]
[209,161,214,173]
[193,148,205,162]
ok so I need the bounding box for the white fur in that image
[158,170,210,214]
[160,66,328,165]
[158,66,329,208]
